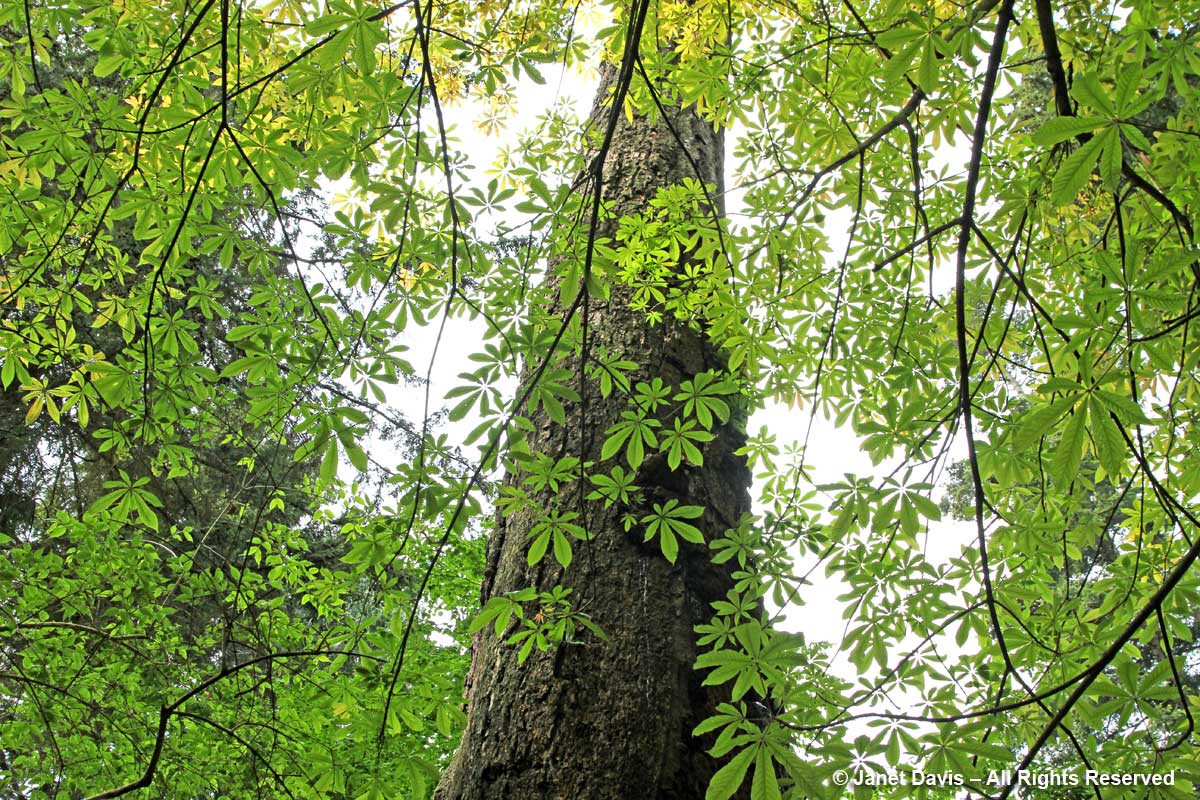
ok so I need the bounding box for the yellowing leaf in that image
[24,397,43,425]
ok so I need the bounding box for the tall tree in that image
[2,0,1200,798]
[436,3,754,796]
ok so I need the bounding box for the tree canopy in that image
[1,0,1199,797]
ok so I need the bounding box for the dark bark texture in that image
[436,62,751,800]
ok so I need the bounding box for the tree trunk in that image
[436,51,750,800]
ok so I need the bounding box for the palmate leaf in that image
[587,465,637,507]
[675,371,737,429]
[469,596,517,636]
[661,417,714,469]
[601,412,660,469]
[527,511,585,568]
[642,499,706,563]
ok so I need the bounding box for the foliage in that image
[1,0,1199,797]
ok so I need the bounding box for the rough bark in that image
[436,57,750,800]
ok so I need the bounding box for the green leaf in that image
[524,60,546,85]
[553,530,573,569]
[306,11,348,36]
[468,597,511,635]
[1051,134,1106,205]
[436,704,454,737]
[1088,396,1126,478]
[344,442,368,471]
[627,432,646,470]
[1114,60,1144,115]
[751,747,782,800]
[0,356,15,389]
[320,438,339,482]
[601,429,628,461]
[94,50,125,78]
[1014,396,1075,449]
[1072,73,1115,117]
[659,528,679,563]
[1093,388,1150,424]
[1052,405,1088,487]
[706,745,756,800]
[1097,126,1122,189]
[576,615,609,642]
[917,38,938,92]
[399,708,424,732]
[527,531,550,566]
[882,39,920,86]
[1031,115,1106,146]
[910,492,941,521]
